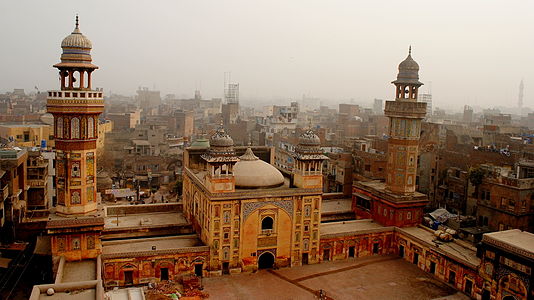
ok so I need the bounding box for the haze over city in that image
[1,0,533,109]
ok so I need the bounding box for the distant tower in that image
[518,79,524,109]
[222,75,240,125]
[46,16,104,215]
[385,47,427,194]
[463,105,474,123]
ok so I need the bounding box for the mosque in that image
[183,127,327,274]
[28,17,532,300]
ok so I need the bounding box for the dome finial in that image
[75,14,79,29]
[409,45,412,56]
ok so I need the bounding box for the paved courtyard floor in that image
[202,255,458,300]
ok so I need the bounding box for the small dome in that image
[61,16,92,49]
[298,129,321,146]
[392,47,422,85]
[234,148,285,188]
[210,126,234,147]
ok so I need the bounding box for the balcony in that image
[1,185,8,201]
[28,180,46,188]
[47,90,103,99]
[384,101,427,118]
[46,89,104,113]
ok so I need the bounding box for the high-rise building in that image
[373,99,383,115]
[419,93,432,118]
[46,16,105,261]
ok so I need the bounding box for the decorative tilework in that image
[243,200,293,220]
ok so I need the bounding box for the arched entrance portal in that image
[502,296,517,300]
[258,252,275,269]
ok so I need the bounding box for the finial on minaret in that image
[409,45,412,55]
[75,14,79,28]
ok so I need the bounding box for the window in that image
[87,117,94,138]
[303,239,309,251]
[87,236,95,249]
[71,117,80,139]
[448,270,456,285]
[223,210,230,223]
[304,205,311,217]
[57,117,63,138]
[72,237,81,250]
[261,216,274,230]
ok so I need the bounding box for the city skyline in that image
[0,0,533,109]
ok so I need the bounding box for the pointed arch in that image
[71,117,80,139]
[57,116,64,138]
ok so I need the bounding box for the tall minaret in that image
[46,16,104,215]
[519,79,524,109]
[384,47,427,194]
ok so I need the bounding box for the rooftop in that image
[482,229,534,260]
[355,180,428,204]
[101,235,207,258]
[104,211,187,230]
[398,226,480,268]
[321,219,389,238]
[62,260,96,282]
[321,198,352,215]
[0,123,50,128]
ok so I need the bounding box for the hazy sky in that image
[1,0,533,109]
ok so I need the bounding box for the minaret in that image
[385,47,427,194]
[518,79,524,109]
[201,125,239,193]
[293,129,328,189]
[46,16,104,215]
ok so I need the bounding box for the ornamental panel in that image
[243,200,293,220]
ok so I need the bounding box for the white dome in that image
[234,148,284,188]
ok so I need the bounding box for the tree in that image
[468,167,486,187]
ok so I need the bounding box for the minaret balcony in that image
[46,89,104,113]
[384,101,427,118]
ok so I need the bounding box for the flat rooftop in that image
[102,235,206,258]
[483,229,534,260]
[321,219,389,238]
[39,289,95,300]
[321,198,352,214]
[62,260,96,283]
[355,180,428,202]
[104,211,187,230]
[398,226,480,268]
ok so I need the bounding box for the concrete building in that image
[137,88,161,114]
[0,147,28,225]
[0,123,53,148]
[476,163,534,232]
[373,98,383,115]
[419,93,432,118]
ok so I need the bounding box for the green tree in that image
[468,167,486,186]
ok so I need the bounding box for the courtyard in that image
[202,255,462,300]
